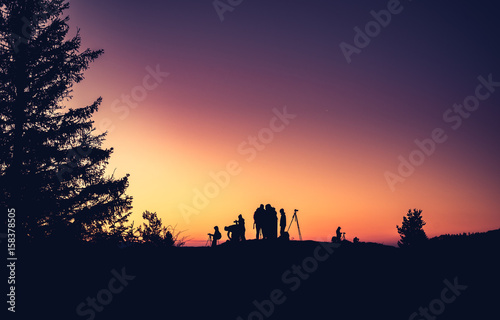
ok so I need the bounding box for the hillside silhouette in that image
[14,228,500,319]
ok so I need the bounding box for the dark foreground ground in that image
[7,229,500,319]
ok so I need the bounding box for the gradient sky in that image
[64,0,500,246]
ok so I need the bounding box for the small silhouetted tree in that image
[0,0,132,241]
[396,209,428,248]
[138,211,186,247]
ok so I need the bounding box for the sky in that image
[64,0,500,246]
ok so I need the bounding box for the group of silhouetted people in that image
[208,204,289,247]
[210,213,353,247]
[254,204,288,240]
[228,214,245,242]
[218,214,246,243]
[209,210,354,247]
[209,214,246,247]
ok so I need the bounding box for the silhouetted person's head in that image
[280,209,285,215]
[266,204,271,210]
[214,226,219,230]
[260,204,264,209]
[238,214,242,219]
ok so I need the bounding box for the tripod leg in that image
[287,214,295,233]
[295,217,302,241]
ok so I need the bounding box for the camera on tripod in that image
[286,209,302,241]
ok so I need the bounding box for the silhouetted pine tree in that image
[0,0,132,242]
[396,209,428,248]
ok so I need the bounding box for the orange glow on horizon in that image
[62,2,500,247]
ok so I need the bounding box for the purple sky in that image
[64,0,500,244]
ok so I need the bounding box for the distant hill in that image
[429,228,500,244]
[15,228,500,319]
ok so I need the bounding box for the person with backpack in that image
[209,226,221,247]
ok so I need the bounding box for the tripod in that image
[205,234,214,247]
[286,209,302,241]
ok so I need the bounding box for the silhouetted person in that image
[225,220,240,242]
[263,204,270,239]
[264,204,278,239]
[225,215,245,242]
[279,209,287,237]
[238,214,246,241]
[208,226,221,247]
[336,226,342,242]
[271,205,278,239]
[254,204,265,239]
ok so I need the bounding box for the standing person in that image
[208,226,221,247]
[273,206,279,239]
[238,214,246,241]
[279,209,287,237]
[336,226,342,242]
[254,204,265,239]
[266,205,278,239]
[264,204,273,239]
